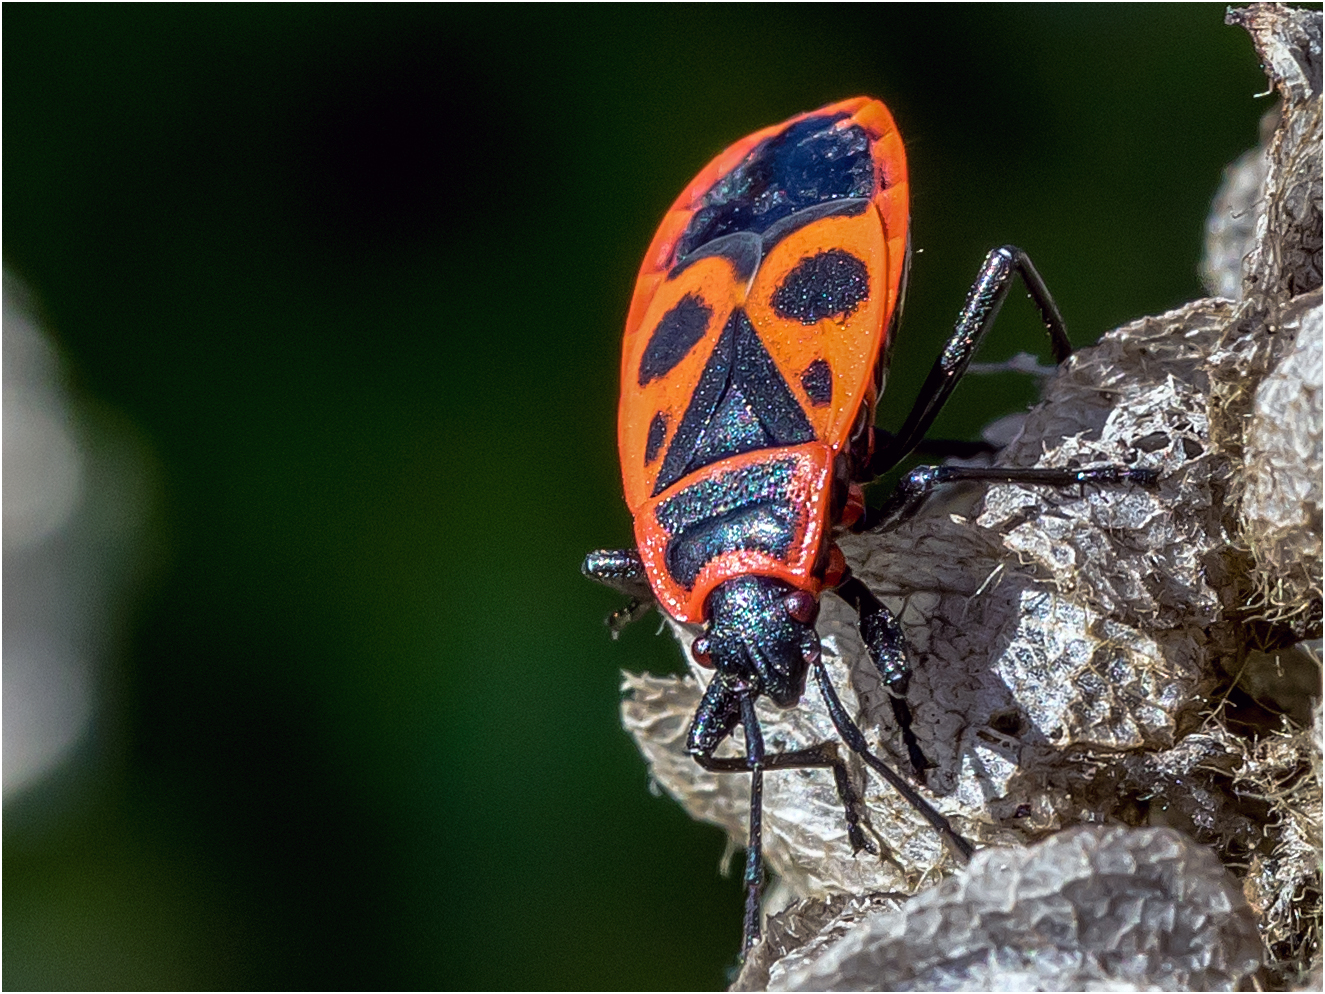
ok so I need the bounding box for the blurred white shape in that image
[4,276,93,797]
[4,635,93,799]
[5,384,84,548]
[3,274,154,799]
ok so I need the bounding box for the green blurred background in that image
[5,5,1269,989]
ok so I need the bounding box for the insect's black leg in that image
[689,678,876,951]
[696,743,876,856]
[737,695,765,953]
[871,245,1072,476]
[688,677,766,950]
[581,548,655,635]
[855,462,1159,534]
[833,574,930,776]
[811,657,975,863]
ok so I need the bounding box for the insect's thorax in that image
[633,441,836,623]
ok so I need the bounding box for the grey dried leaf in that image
[1235,697,1323,988]
[743,826,1262,993]
[730,891,907,993]
[1240,289,1323,630]
[1226,3,1323,301]
[1203,108,1276,300]
[1208,4,1323,637]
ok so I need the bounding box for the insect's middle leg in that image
[855,462,1158,534]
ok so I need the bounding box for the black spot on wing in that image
[676,116,876,258]
[651,308,814,496]
[800,359,833,407]
[771,249,870,324]
[645,412,668,464]
[638,293,713,387]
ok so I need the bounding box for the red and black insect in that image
[584,97,1153,952]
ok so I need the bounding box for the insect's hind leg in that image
[870,245,1073,477]
[855,462,1159,535]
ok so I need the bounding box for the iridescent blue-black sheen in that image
[665,502,800,588]
[580,548,645,582]
[800,359,833,407]
[771,249,870,325]
[703,576,814,706]
[675,115,875,260]
[758,198,869,247]
[638,293,713,386]
[656,459,802,587]
[656,456,797,534]
[687,675,741,755]
[645,412,668,464]
[651,309,815,496]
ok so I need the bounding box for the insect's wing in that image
[745,205,894,451]
[618,256,744,512]
[618,97,910,513]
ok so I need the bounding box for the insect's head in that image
[692,575,821,707]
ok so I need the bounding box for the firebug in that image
[584,97,1154,953]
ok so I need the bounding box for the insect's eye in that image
[690,636,714,668]
[784,590,819,624]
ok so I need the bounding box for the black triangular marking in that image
[651,308,814,496]
[728,310,815,449]
[652,314,736,495]
[685,381,768,472]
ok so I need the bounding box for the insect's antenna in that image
[811,658,975,862]
[738,694,766,952]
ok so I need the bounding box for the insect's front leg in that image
[685,677,766,952]
[810,656,975,863]
[688,673,886,951]
[696,744,877,857]
[688,674,880,950]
